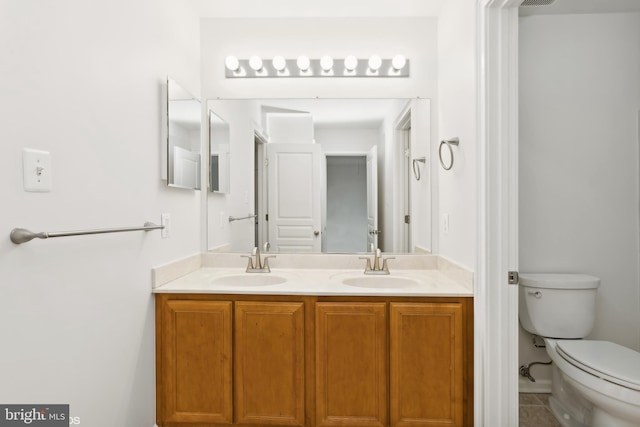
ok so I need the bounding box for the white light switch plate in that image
[161,213,171,238]
[443,213,450,235]
[23,148,52,192]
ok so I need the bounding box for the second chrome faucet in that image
[243,244,275,273]
[360,248,394,275]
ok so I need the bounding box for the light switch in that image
[442,213,450,235]
[161,213,171,238]
[23,148,52,192]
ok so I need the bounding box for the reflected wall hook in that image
[439,137,459,171]
[412,157,426,180]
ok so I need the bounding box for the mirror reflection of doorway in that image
[325,155,368,253]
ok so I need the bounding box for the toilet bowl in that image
[519,273,640,427]
[545,338,640,427]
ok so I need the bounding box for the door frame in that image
[476,0,520,426]
[394,108,412,253]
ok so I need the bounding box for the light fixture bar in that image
[224,57,410,78]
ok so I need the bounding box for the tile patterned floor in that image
[519,393,562,427]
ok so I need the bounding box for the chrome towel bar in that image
[10,222,164,244]
[228,214,257,223]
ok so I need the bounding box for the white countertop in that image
[152,267,473,297]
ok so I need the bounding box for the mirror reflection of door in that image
[266,143,322,252]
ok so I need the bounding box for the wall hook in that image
[412,157,426,180]
[439,137,460,170]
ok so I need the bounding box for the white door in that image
[267,143,322,252]
[366,146,379,251]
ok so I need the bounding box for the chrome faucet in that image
[242,246,275,273]
[359,248,394,275]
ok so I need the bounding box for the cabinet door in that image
[316,302,387,427]
[390,303,463,427]
[235,301,306,426]
[161,300,233,425]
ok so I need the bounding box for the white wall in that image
[0,1,200,426]
[315,126,379,153]
[437,0,477,270]
[518,12,640,386]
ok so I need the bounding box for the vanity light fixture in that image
[392,54,407,70]
[224,55,409,78]
[344,55,358,72]
[224,55,240,71]
[297,55,311,71]
[368,55,382,71]
[320,55,334,71]
[249,55,263,71]
[272,55,287,72]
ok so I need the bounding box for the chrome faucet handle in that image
[381,256,395,273]
[262,255,276,272]
[359,256,372,273]
[241,255,255,272]
[263,241,271,252]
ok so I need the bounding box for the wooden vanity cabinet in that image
[315,302,388,427]
[315,300,470,427]
[157,299,233,426]
[389,302,465,427]
[156,295,311,427]
[156,294,473,427]
[234,301,306,426]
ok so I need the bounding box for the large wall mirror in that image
[207,98,432,254]
[167,78,202,190]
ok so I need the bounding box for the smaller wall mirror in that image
[167,78,202,190]
[209,110,230,193]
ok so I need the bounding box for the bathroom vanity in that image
[153,254,474,427]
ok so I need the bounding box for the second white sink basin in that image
[211,274,287,287]
[342,276,419,289]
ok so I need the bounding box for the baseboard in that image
[519,377,552,394]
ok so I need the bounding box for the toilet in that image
[519,273,640,427]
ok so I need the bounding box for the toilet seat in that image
[556,340,640,392]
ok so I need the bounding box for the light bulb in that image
[272,56,286,71]
[249,55,263,71]
[344,55,358,71]
[392,54,407,70]
[225,55,240,71]
[368,55,382,71]
[320,55,334,71]
[297,55,311,71]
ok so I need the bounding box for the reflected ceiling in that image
[188,0,446,18]
[520,0,640,16]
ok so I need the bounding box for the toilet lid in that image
[556,340,640,391]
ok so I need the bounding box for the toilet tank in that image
[518,273,600,339]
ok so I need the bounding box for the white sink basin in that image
[211,274,287,287]
[342,276,419,289]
